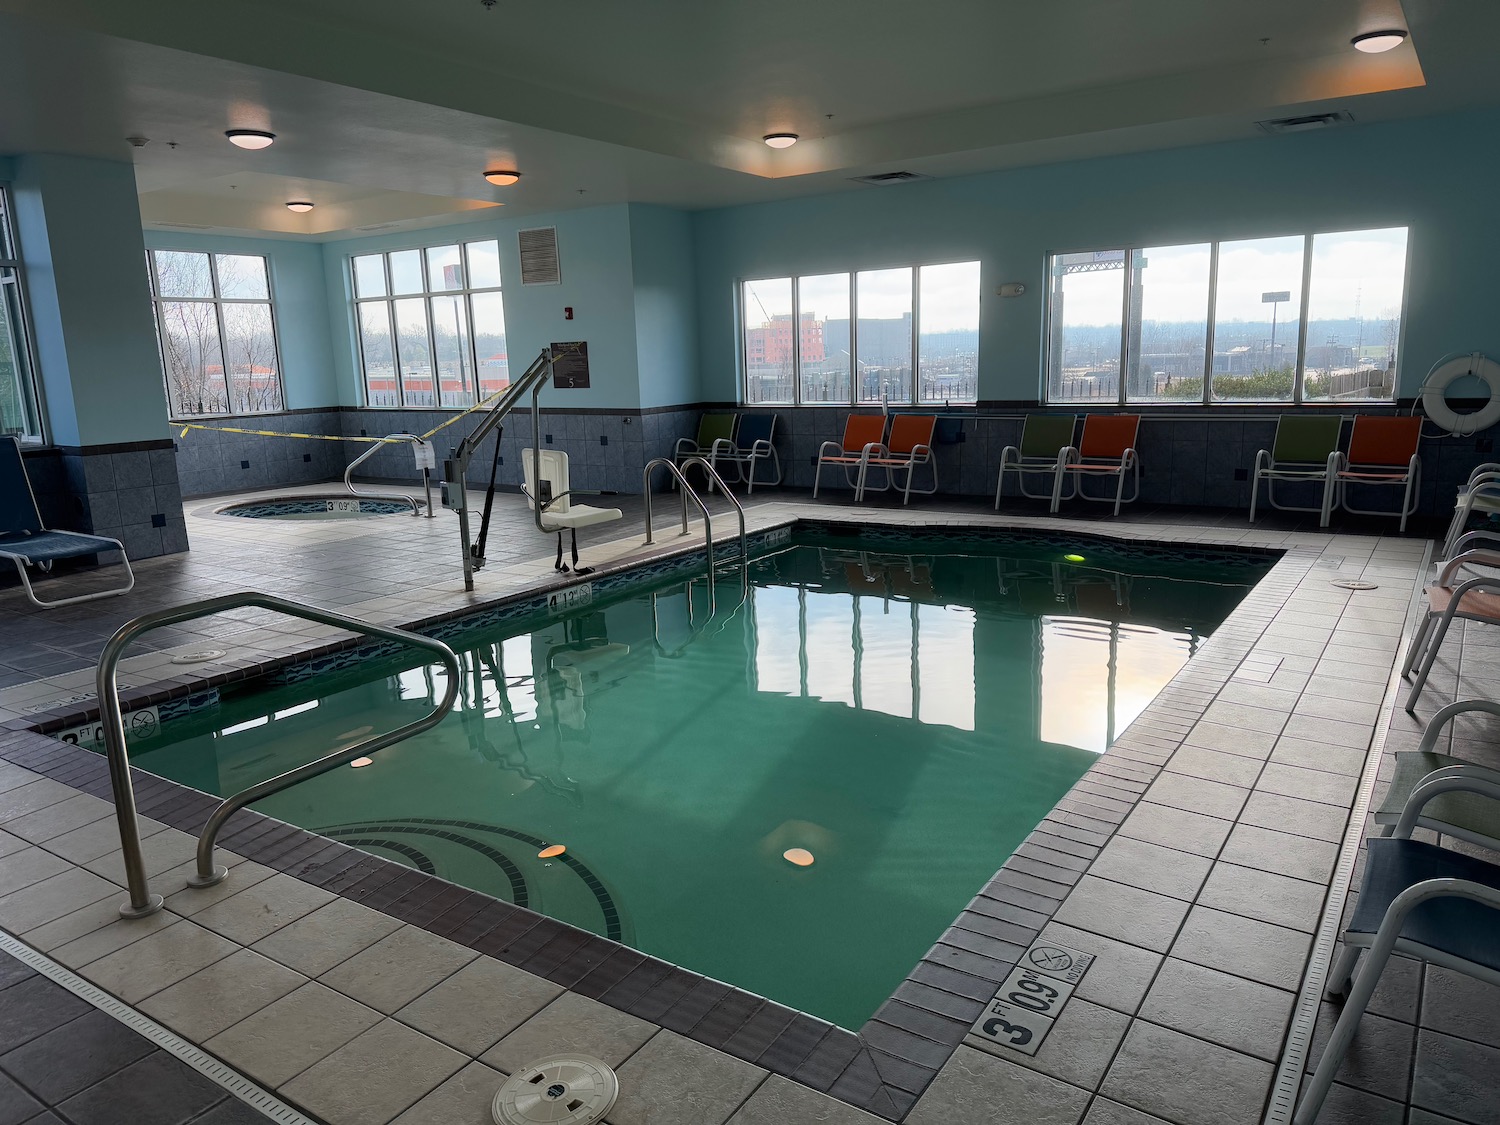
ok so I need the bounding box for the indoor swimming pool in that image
[111,529,1275,1030]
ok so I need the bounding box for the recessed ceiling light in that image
[484,169,521,186]
[1351,29,1408,53]
[285,201,314,213]
[763,133,799,149]
[225,129,276,150]
[350,756,373,768]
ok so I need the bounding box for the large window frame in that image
[1044,226,1408,406]
[148,250,285,418]
[0,186,44,441]
[740,260,981,407]
[351,240,508,409]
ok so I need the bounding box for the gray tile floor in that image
[0,947,275,1125]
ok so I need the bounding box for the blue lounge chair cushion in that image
[1349,837,1500,973]
[0,530,123,564]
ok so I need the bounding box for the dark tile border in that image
[0,524,1315,1119]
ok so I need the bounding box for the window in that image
[1045,227,1407,405]
[741,260,980,407]
[352,240,508,408]
[149,251,282,417]
[0,188,41,439]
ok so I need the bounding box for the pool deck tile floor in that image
[0,483,1492,1124]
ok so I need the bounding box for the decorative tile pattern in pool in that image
[219,497,413,519]
[109,530,1275,1031]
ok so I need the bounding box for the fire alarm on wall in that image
[564,307,574,320]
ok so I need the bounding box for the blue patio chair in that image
[708,413,782,493]
[0,436,135,608]
[1294,770,1500,1124]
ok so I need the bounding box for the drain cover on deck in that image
[1330,580,1380,591]
[493,1055,618,1125]
[170,649,227,664]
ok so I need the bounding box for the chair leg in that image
[1051,467,1065,515]
[1405,610,1456,711]
[1113,470,1126,517]
[1324,942,1361,1000]
[1293,939,1398,1124]
[1401,613,1434,678]
[994,466,1006,511]
[1249,471,1260,523]
[1441,498,1471,559]
[812,459,823,499]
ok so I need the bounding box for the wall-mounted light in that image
[285,201,314,213]
[225,129,276,150]
[1351,29,1408,53]
[484,169,521,186]
[763,133,799,149]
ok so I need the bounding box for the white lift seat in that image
[522,448,623,572]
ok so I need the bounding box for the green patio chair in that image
[994,414,1077,509]
[1249,414,1343,526]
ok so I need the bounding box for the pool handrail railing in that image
[95,592,460,918]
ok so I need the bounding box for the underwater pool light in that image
[350,757,374,768]
[1064,553,1085,563]
[783,848,815,867]
[539,844,566,858]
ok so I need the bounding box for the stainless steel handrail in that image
[344,433,430,516]
[642,458,748,567]
[97,592,460,918]
[681,456,748,567]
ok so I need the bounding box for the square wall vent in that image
[1256,111,1354,134]
[519,226,561,285]
[850,170,930,185]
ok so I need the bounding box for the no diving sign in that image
[967,940,1094,1058]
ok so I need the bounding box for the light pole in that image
[1262,290,1290,373]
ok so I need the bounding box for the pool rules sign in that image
[966,939,1095,1057]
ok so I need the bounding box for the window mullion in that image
[848,272,857,409]
[1293,233,1314,406]
[1117,251,1131,407]
[1203,242,1219,406]
[910,266,919,405]
[791,276,801,407]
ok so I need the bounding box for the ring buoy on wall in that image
[1422,353,1500,435]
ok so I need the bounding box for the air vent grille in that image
[851,171,930,185]
[1256,112,1354,134]
[519,226,561,285]
[153,222,213,230]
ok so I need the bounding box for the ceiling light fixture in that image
[763,133,799,149]
[484,169,521,186]
[285,201,314,213]
[225,129,276,150]
[1351,29,1408,53]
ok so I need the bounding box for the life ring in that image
[1422,354,1500,435]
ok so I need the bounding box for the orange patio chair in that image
[813,414,887,499]
[1051,414,1141,515]
[854,414,939,504]
[1334,415,1423,532]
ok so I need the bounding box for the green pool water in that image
[124,531,1273,1029]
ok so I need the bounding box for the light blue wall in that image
[629,204,700,409]
[143,231,339,410]
[323,203,643,410]
[691,106,1500,404]
[12,154,169,445]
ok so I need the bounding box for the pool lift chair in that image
[442,347,620,588]
[0,435,135,608]
[522,448,624,575]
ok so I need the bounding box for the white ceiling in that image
[0,0,1493,237]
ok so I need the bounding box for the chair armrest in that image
[911,443,932,459]
[674,437,698,457]
[1450,530,1500,558]
[1418,699,1500,754]
[862,441,886,459]
[999,444,1019,466]
[750,439,773,455]
[1467,462,1500,486]
[1056,445,1078,468]
[1122,446,1138,467]
[708,437,737,456]
[1396,770,1500,838]
[817,440,844,457]
[1327,450,1345,474]
[1438,549,1500,585]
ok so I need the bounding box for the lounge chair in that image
[1294,773,1500,1125]
[995,414,1077,509]
[1249,415,1342,526]
[1440,462,1500,558]
[708,413,781,493]
[1401,530,1500,710]
[520,448,623,574]
[853,414,938,504]
[0,436,135,609]
[813,414,887,499]
[674,413,737,492]
[1051,414,1141,515]
[1333,415,1422,533]
[1371,698,1500,848]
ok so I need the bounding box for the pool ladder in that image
[641,457,749,618]
[94,592,460,918]
[344,432,433,517]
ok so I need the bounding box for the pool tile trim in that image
[0,513,1378,1120]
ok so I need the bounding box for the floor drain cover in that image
[493,1055,618,1125]
[170,649,227,664]
[1330,580,1380,591]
